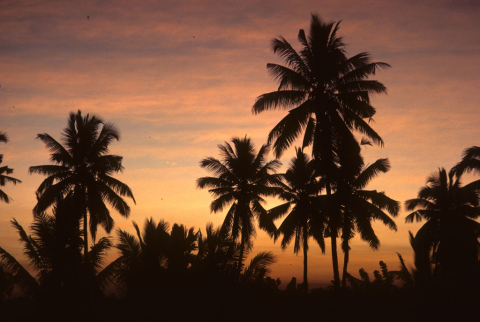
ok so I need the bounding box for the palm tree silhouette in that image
[0,196,114,298]
[241,251,276,285]
[267,148,326,293]
[405,167,480,285]
[29,110,135,266]
[252,14,389,286]
[197,136,282,279]
[196,222,237,277]
[111,218,170,297]
[110,218,198,297]
[335,158,399,288]
[0,131,22,203]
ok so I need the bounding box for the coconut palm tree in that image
[267,148,326,293]
[0,197,114,298]
[335,158,400,288]
[29,110,135,266]
[405,167,480,285]
[0,132,22,203]
[110,218,198,297]
[111,218,170,297]
[196,223,237,276]
[197,136,283,279]
[252,14,390,286]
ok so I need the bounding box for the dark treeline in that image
[1,14,480,321]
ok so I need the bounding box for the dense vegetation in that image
[1,14,479,321]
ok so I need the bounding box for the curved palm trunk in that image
[303,221,308,294]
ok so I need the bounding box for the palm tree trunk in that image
[326,181,340,288]
[237,236,245,281]
[303,223,308,294]
[341,210,350,289]
[84,212,89,268]
[342,248,349,288]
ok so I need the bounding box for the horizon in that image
[1,0,480,288]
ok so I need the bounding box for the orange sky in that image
[1,0,480,288]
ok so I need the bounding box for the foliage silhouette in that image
[0,132,22,203]
[195,222,238,284]
[29,110,135,266]
[0,195,114,299]
[197,136,283,279]
[0,263,15,300]
[109,219,277,299]
[405,167,480,287]
[346,259,408,291]
[108,218,170,298]
[334,158,399,288]
[108,218,199,297]
[241,251,276,285]
[267,148,326,293]
[252,13,390,286]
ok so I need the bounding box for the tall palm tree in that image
[197,136,283,278]
[0,132,22,203]
[405,167,480,285]
[252,14,390,286]
[335,158,399,288]
[29,110,135,266]
[267,148,326,293]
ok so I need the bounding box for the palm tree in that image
[405,167,480,285]
[0,198,114,298]
[196,222,237,275]
[241,251,276,286]
[197,136,283,279]
[0,132,22,203]
[29,110,135,266]
[110,218,198,297]
[267,148,326,293]
[252,14,390,286]
[111,218,170,297]
[335,158,399,288]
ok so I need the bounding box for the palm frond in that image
[271,36,309,76]
[267,101,312,158]
[354,158,391,190]
[98,174,135,204]
[36,133,72,165]
[242,251,276,281]
[0,246,39,295]
[267,63,309,91]
[252,90,307,114]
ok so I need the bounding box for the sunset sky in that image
[1,0,479,288]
